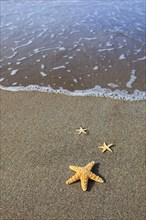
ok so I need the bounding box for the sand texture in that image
[1,90,145,220]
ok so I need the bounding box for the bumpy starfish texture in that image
[98,142,114,153]
[66,161,104,191]
[76,126,87,135]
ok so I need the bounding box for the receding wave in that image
[0,85,145,101]
[1,0,145,97]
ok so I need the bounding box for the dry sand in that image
[1,90,145,220]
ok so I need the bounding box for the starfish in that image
[98,142,114,153]
[66,161,104,191]
[76,126,87,135]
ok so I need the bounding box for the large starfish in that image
[76,126,87,135]
[66,161,104,191]
[98,142,114,153]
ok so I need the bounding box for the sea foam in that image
[0,85,145,101]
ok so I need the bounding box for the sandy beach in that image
[1,90,145,220]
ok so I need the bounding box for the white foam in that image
[93,66,99,70]
[15,40,33,50]
[119,54,126,60]
[41,64,45,69]
[126,70,137,88]
[73,79,77,83]
[0,78,5,82]
[53,65,66,70]
[133,56,146,62]
[134,48,141,54]
[37,27,48,37]
[50,34,55,38]
[98,48,114,52]
[84,37,97,40]
[40,72,47,77]
[0,85,145,101]
[12,82,17,85]
[7,51,18,59]
[10,69,18,75]
[107,83,119,88]
[59,47,66,51]
[17,57,26,61]
[16,62,21,65]
[106,42,112,47]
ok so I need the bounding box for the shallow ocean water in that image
[0,0,146,100]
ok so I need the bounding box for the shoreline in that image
[0,85,146,101]
[1,90,145,220]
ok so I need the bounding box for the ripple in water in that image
[0,0,146,100]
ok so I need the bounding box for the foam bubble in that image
[10,69,18,75]
[98,48,114,52]
[0,78,5,82]
[0,85,145,101]
[119,54,126,60]
[93,66,99,70]
[41,64,45,69]
[84,37,97,40]
[106,42,112,47]
[107,83,119,88]
[40,71,47,77]
[53,65,66,70]
[73,79,77,83]
[59,47,66,51]
[12,82,17,85]
[126,70,137,88]
[133,56,146,62]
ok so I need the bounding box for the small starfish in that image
[98,142,114,153]
[76,126,87,135]
[66,161,104,191]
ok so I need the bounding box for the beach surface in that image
[1,90,145,220]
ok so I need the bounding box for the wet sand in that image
[1,90,145,220]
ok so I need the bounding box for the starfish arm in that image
[85,161,95,171]
[69,165,80,172]
[88,172,104,183]
[98,146,107,152]
[98,146,106,152]
[107,147,113,152]
[66,173,80,185]
[76,129,82,135]
[81,175,89,191]
[98,146,104,149]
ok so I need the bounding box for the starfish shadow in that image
[86,130,90,135]
[87,163,106,191]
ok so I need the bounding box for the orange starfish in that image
[66,161,104,191]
